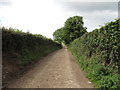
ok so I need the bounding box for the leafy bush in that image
[69,19,120,88]
[2,27,62,65]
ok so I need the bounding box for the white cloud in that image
[0,0,118,38]
[82,10,118,31]
[0,0,67,38]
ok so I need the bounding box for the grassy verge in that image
[20,47,60,66]
[20,45,60,66]
[69,49,119,88]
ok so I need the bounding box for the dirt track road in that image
[8,48,94,88]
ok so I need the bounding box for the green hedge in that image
[2,27,62,65]
[69,19,120,88]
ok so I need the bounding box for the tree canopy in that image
[53,16,87,44]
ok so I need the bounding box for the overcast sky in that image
[0,0,119,39]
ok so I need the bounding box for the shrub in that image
[2,27,62,65]
[69,19,119,88]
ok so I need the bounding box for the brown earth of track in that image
[4,47,94,88]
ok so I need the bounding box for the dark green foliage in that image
[69,19,120,88]
[53,27,65,44]
[53,16,87,44]
[2,27,61,65]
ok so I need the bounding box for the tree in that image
[64,16,87,44]
[53,27,64,43]
[53,16,87,44]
